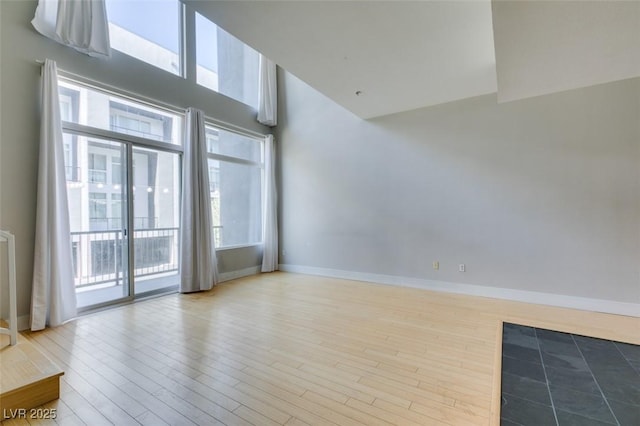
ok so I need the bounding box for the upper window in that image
[105,0,181,75]
[196,13,259,109]
[103,2,261,110]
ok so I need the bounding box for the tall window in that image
[205,126,263,248]
[59,78,183,309]
[196,13,260,109]
[105,0,182,75]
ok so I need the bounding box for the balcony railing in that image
[70,227,179,289]
[70,225,223,290]
[89,217,158,230]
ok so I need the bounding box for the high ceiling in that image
[187,0,640,119]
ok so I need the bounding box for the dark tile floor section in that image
[500,323,640,426]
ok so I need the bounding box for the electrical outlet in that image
[432,261,439,270]
[282,249,287,256]
[459,264,465,272]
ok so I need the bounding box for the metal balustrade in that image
[70,227,179,288]
[70,225,222,289]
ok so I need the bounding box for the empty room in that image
[0,1,638,425]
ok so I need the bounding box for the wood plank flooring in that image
[4,272,639,425]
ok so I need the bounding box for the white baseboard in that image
[219,266,262,283]
[279,264,640,318]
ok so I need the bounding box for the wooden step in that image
[0,331,64,416]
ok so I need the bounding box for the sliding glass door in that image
[132,147,180,296]
[64,136,181,308]
[66,137,132,308]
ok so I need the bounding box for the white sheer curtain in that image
[257,55,277,127]
[261,135,279,272]
[180,108,218,292]
[32,0,111,58]
[31,59,78,331]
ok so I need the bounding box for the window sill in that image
[215,243,263,252]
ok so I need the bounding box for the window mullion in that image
[182,2,197,83]
[206,153,263,168]
[62,121,183,155]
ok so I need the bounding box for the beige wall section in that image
[277,71,640,304]
[0,0,267,322]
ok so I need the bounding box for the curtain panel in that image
[180,108,219,293]
[261,135,279,272]
[31,59,78,331]
[258,55,277,127]
[32,0,111,58]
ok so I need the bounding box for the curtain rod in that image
[34,58,269,140]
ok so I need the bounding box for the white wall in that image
[277,71,640,306]
[0,0,267,324]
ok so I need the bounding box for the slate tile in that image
[541,351,589,371]
[614,342,640,364]
[501,325,639,426]
[607,399,640,426]
[502,355,547,382]
[555,409,615,426]
[577,340,622,359]
[503,327,539,350]
[503,342,542,364]
[586,352,639,379]
[501,393,557,426]
[573,335,615,351]
[538,339,582,358]
[501,372,551,405]
[504,323,536,336]
[500,418,522,426]
[545,365,600,395]
[536,328,574,344]
[549,385,616,424]
[597,375,640,405]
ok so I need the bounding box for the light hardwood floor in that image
[4,272,639,426]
